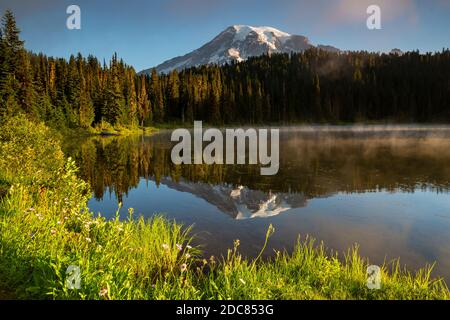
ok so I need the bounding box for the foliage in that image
[0,116,194,299]
[1,10,450,129]
[0,115,64,185]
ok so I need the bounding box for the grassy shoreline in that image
[0,116,449,300]
[64,122,160,138]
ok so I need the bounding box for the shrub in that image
[0,115,64,186]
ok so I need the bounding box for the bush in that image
[0,116,193,299]
[0,115,64,185]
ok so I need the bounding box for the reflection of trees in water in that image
[68,132,450,201]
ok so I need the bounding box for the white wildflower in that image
[99,288,108,297]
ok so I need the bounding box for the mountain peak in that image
[141,25,337,74]
[230,25,291,38]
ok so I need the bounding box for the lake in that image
[66,126,450,281]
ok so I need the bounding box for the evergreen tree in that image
[127,73,138,126]
[1,10,24,73]
[0,10,24,117]
[102,54,125,125]
[137,74,151,127]
[150,69,164,123]
[167,70,179,119]
[78,74,94,128]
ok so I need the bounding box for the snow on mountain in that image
[158,177,308,220]
[140,25,339,74]
[390,48,404,56]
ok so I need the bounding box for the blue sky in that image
[1,0,449,71]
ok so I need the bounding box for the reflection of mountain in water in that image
[65,127,450,209]
[159,177,308,219]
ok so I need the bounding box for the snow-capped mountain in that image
[140,25,339,74]
[390,48,404,56]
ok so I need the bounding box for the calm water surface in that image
[66,126,450,281]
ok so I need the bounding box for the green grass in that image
[56,121,159,141]
[89,121,159,136]
[0,115,449,300]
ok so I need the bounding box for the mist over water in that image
[65,125,450,281]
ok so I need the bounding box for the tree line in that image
[1,10,450,128]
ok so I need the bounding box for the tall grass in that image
[0,116,449,300]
